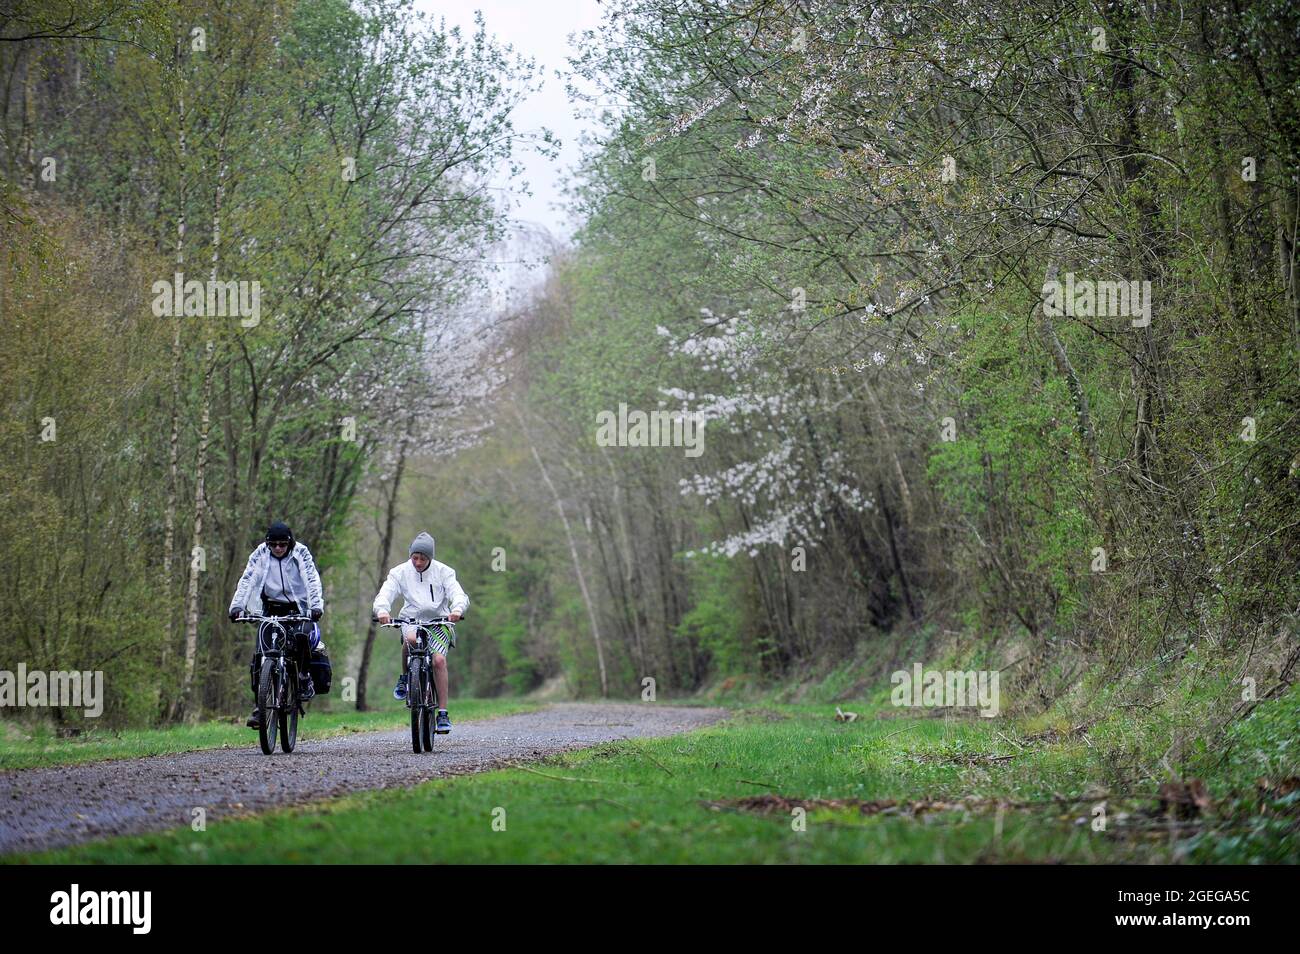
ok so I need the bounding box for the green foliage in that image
[675,554,752,676]
[927,307,1096,636]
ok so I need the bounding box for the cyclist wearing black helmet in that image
[228,522,325,729]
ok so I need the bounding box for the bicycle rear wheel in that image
[279,673,298,753]
[258,658,278,755]
[426,675,441,748]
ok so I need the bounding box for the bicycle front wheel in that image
[279,676,298,753]
[421,693,434,751]
[410,703,424,754]
[410,658,424,753]
[258,658,278,755]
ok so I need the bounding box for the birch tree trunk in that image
[160,73,185,717]
[177,146,225,719]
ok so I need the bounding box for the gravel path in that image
[0,703,727,855]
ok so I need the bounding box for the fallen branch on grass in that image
[505,762,636,786]
[617,737,675,776]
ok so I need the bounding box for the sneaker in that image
[435,710,451,734]
[299,673,316,701]
[393,673,408,701]
[247,707,261,730]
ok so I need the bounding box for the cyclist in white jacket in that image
[228,521,325,729]
[373,531,469,734]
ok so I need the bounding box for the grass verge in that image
[14,689,1296,864]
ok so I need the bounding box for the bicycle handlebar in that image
[373,617,456,627]
[235,614,316,624]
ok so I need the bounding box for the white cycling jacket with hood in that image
[373,532,469,621]
[229,541,324,617]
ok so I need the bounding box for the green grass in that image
[0,698,538,771]
[12,690,1297,864]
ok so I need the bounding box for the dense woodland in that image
[2,0,1297,727]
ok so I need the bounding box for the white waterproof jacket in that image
[229,542,325,617]
[373,559,469,622]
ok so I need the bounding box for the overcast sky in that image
[414,0,606,247]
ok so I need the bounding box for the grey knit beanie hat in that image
[409,532,434,560]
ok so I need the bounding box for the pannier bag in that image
[309,646,332,694]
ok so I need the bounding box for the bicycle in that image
[375,617,455,753]
[235,613,315,755]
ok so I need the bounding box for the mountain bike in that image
[236,614,315,755]
[375,617,455,753]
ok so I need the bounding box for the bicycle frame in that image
[241,614,313,663]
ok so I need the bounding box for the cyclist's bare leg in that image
[400,627,413,673]
[433,652,449,709]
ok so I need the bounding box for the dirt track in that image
[0,703,727,855]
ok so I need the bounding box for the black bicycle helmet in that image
[264,521,295,547]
